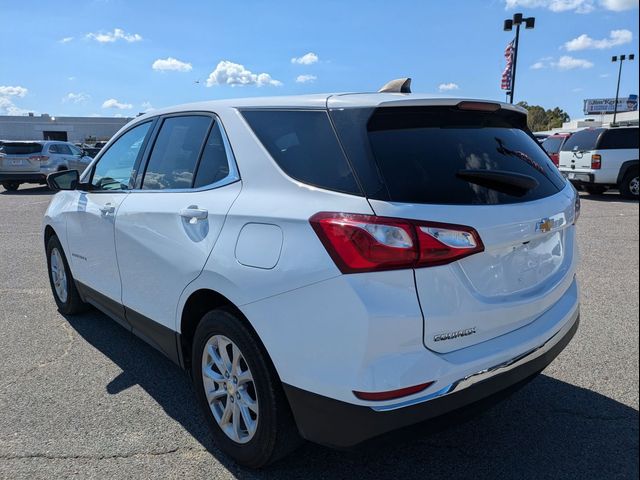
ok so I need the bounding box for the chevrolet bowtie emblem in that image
[536,218,554,233]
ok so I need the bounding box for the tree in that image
[516,102,570,132]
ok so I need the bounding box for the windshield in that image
[561,129,604,152]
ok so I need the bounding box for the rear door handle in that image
[180,206,208,221]
[100,203,115,215]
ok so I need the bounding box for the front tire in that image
[620,170,639,199]
[1,181,20,191]
[191,309,301,467]
[46,235,88,315]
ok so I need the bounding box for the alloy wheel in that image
[50,248,68,303]
[201,334,259,444]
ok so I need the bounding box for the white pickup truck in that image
[559,126,639,199]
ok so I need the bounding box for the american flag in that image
[501,39,515,91]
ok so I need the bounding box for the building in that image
[0,114,132,144]
[536,109,639,135]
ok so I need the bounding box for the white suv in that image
[558,126,639,198]
[43,89,581,467]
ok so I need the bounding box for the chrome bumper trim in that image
[372,307,580,412]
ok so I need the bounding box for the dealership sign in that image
[583,95,638,115]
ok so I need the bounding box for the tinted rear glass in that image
[360,107,565,205]
[0,143,43,155]
[542,136,565,154]
[561,129,604,151]
[598,128,639,150]
[242,110,361,195]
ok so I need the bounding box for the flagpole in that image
[509,23,520,104]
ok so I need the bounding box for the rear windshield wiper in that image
[456,169,539,197]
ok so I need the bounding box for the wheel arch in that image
[617,160,639,185]
[44,224,58,248]
[179,288,276,374]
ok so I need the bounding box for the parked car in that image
[0,141,92,191]
[542,132,573,167]
[43,87,580,467]
[558,126,639,198]
[534,132,550,143]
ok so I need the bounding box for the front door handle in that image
[180,206,208,222]
[100,203,115,215]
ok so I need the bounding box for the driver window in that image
[92,122,152,190]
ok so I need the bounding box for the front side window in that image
[141,115,212,190]
[92,121,152,190]
[56,144,72,155]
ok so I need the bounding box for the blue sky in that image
[1,0,638,120]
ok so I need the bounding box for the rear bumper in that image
[0,172,47,184]
[284,309,579,448]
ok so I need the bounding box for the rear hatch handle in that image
[456,169,539,197]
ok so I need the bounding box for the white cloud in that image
[505,0,596,13]
[438,82,460,92]
[565,29,633,50]
[295,74,317,83]
[86,28,142,43]
[0,97,30,116]
[102,98,133,109]
[600,73,611,77]
[600,0,638,11]
[59,36,74,43]
[63,92,91,104]
[141,101,154,112]
[0,85,28,97]
[152,57,192,72]
[553,55,594,70]
[206,60,282,87]
[291,52,319,65]
[532,56,595,70]
[505,0,638,11]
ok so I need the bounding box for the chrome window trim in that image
[371,305,580,412]
[135,112,240,193]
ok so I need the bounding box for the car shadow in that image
[65,311,639,480]
[579,191,638,203]
[0,186,53,196]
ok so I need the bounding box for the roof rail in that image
[378,77,412,94]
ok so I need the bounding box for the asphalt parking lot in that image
[0,184,638,480]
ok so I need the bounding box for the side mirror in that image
[47,170,79,191]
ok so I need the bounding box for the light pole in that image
[611,54,635,126]
[503,13,535,104]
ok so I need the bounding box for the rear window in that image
[561,129,604,152]
[542,136,565,154]
[0,142,43,155]
[242,110,361,195]
[598,128,639,150]
[353,106,565,205]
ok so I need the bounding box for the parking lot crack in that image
[0,446,206,461]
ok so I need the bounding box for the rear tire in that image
[585,185,606,195]
[191,309,302,467]
[46,235,88,315]
[1,181,20,191]
[619,170,639,199]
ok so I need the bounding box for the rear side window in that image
[0,143,43,155]
[561,129,604,152]
[142,115,212,190]
[193,121,232,188]
[542,136,565,154]
[360,107,565,205]
[242,110,361,195]
[598,128,639,150]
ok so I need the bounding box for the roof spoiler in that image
[378,77,412,94]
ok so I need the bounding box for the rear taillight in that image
[550,153,559,166]
[309,212,484,273]
[29,155,49,163]
[591,154,601,169]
